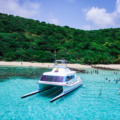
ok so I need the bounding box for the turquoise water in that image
[0,66,120,120]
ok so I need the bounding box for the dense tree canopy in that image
[0,13,120,64]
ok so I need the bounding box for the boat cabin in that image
[39,60,76,83]
[40,74,76,83]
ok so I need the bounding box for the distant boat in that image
[21,60,83,102]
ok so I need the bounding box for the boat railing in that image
[54,60,68,68]
[76,76,82,82]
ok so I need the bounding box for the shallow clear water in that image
[0,66,120,120]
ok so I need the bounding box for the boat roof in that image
[42,60,76,76]
[43,67,76,76]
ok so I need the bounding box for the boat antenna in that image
[54,48,56,61]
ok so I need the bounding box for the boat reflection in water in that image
[21,60,83,102]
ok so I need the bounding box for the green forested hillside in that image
[0,13,120,64]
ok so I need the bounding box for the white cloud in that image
[86,7,115,27]
[0,0,40,19]
[84,0,120,29]
[50,18,59,25]
[116,0,120,13]
[47,13,59,25]
[82,25,92,30]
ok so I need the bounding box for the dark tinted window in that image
[41,75,63,82]
[67,75,75,81]
[67,76,70,81]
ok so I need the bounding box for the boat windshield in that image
[40,75,64,82]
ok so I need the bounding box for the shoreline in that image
[0,61,91,69]
[0,61,120,69]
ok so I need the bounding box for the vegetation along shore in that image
[0,13,120,64]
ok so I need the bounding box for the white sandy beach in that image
[93,64,120,69]
[0,61,91,68]
[0,61,120,69]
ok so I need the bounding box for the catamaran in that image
[21,60,83,102]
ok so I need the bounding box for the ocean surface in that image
[0,66,120,120]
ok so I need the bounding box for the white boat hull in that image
[38,76,83,102]
[63,82,83,93]
[50,81,83,102]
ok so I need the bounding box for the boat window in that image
[67,76,70,81]
[40,75,63,82]
[66,75,75,81]
[72,75,75,79]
